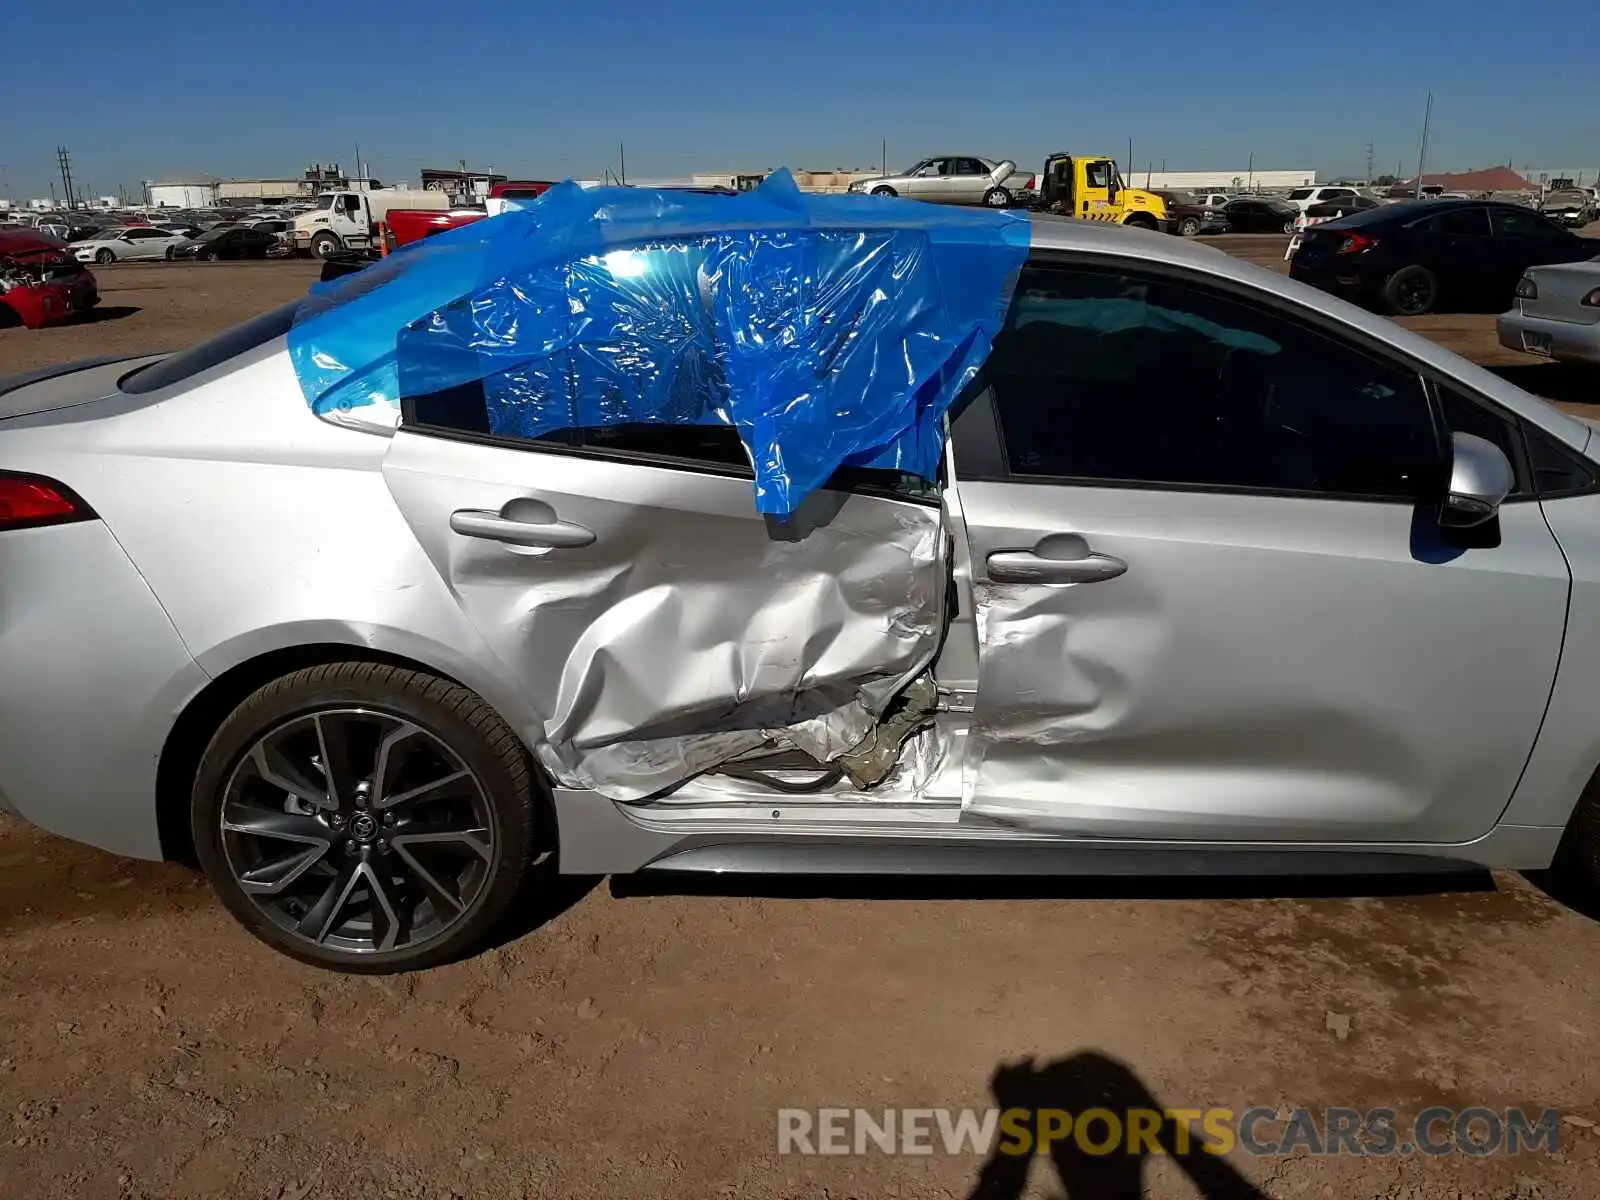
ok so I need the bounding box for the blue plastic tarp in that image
[288,170,1029,515]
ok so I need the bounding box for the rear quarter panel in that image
[0,345,546,775]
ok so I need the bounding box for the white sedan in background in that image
[1499,260,1600,365]
[71,227,193,264]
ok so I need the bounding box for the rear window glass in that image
[120,301,300,394]
[120,253,422,395]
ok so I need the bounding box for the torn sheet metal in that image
[530,492,944,799]
[290,169,1028,516]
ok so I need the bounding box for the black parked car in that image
[1220,197,1301,234]
[173,225,283,261]
[1289,200,1596,316]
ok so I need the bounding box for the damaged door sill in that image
[621,799,966,828]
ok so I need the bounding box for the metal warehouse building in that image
[146,178,220,208]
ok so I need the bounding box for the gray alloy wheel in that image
[983,187,1012,208]
[871,186,896,197]
[192,663,538,972]
[1178,216,1201,236]
[95,248,114,264]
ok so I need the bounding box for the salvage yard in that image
[2,235,1600,1200]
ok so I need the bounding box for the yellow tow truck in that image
[1031,153,1170,231]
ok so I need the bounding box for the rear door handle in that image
[987,548,1127,585]
[449,509,596,549]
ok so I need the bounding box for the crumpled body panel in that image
[384,434,948,801]
[292,169,1027,516]
[528,498,947,798]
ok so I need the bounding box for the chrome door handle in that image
[449,509,596,549]
[987,549,1127,585]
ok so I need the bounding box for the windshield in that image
[899,160,931,177]
[313,194,336,211]
[197,228,230,242]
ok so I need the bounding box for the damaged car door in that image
[947,258,1569,844]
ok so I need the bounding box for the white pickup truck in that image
[288,188,449,259]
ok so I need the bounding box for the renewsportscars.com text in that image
[776,1106,1560,1158]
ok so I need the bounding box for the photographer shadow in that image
[966,1052,1270,1200]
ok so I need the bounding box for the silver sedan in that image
[1498,259,1600,365]
[847,156,1030,206]
[5,218,1600,973]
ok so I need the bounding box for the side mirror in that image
[1440,432,1513,528]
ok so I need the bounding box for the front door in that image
[947,257,1569,843]
[1077,159,1115,220]
[913,159,954,202]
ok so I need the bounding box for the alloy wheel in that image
[219,708,496,956]
[1395,274,1433,315]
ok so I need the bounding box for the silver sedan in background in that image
[6,219,1600,974]
[1499,259,1600,364]
[847,156,1031,206]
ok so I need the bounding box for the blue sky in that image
[5,0,1597,201]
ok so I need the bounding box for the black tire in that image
[1122,213,1158,231]
[982,186,1012,208]
[164,246,176,261]
[871,186,897,198]
[191,662,539,973]
[199,249,217,262]
[310,232,341,260]
[1178,216,1201,237]
[1381,265,1437,316]
[1282,219,1296,235]
[95,249,114,264]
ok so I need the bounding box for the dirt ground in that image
[2,242,1600,1200]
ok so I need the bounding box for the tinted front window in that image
[982,265,1440,499]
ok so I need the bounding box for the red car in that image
[0,231,100,329]
[383,206,488,251]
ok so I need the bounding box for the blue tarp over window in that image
[288,170,1029,515]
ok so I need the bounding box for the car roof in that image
[1022,215,1592,448]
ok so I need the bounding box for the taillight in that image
[1025,175,1037,191]
[1583,288,1600,308]
[0,472,94,532]
[1515,276,1539,299]
[1336,233,1380,256]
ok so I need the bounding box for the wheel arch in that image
[155,641,549,866]
[1122,212,1159,230]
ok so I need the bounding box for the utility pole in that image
[1247,151,1254,192]
[1126,138,1133,181]
[1365,141,1374,185]
[1413,92,1434,199]
[57,146,77,212]
[881,137,887,177]
[619,142,626,186]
